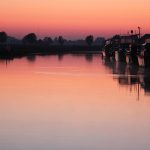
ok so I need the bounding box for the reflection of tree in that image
[0,56,14,67]
[85,54,93,62]
[26,55,36,62]
[58,53,64,61]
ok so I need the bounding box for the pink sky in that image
[0,0,150,39]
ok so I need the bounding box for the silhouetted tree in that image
[0,32,7,43]
[54,37,58,43]
[23,33,37,44]
[58,36,65,45]
[43,37,53,44]
[38,39,43,44]
[85,35,93,46]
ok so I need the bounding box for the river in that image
[0,54,150,150]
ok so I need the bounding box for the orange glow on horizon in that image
[0,0,150,39]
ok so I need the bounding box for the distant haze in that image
[0,0,150,39]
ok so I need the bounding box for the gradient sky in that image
[0,0,150,39]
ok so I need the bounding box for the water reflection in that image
[58,53,64,61]
[0,58,13,67]
[0,53,150,96]
[85,54,93,62]
[26,55,36,62]
[0,53,150,150]
[102,52,150,96]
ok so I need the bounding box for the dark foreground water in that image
[0,54,150,150]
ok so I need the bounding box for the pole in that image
[138,26,141,39]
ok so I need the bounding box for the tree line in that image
[0,31,97,46]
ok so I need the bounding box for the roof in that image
[141,34,150,39]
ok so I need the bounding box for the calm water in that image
[0,54,150,150]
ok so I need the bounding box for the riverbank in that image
[0,44,102,58]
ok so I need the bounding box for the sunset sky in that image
[0,0,150,39]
